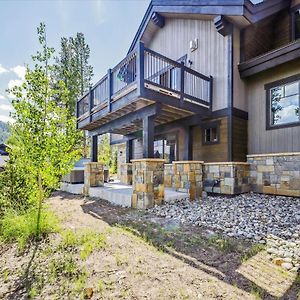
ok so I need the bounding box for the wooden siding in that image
[247,60,300,154]
[145,18,229,111]
[192,117,228,162]
[233,27,247,112]
[241,10,290,62]
[232,117,247,161]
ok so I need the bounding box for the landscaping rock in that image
[148,192,300,270]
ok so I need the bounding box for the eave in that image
[128,0,291,53]
[238,40,300,78]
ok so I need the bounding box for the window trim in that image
[265,73,300,130]
[202,121,220,145]
[290,4,300,41]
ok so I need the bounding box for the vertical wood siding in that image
[233,27,247,111]
[145,18,229,111]
[247,60,300,154]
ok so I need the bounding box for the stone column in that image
[164,163,174,188]
[120,163,133,185]
[84,162,104,195]
[173,161,203,200]
[131,159,165,209]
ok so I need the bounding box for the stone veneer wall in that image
[131,159,165,209]
[164,164,174,188]
[173,161,203,200]
[203,162,250,195]
[247,153,300,197]
[84,162,104,195]
[120,163,132,185]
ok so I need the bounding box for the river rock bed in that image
[148,192,300,271]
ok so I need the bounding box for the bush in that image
[0,207,59,250]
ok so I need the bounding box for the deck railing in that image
[77,42,212,119]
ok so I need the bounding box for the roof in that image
[128,0,291,53]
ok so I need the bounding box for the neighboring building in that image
[77,0,300,204]
[0,143,10,169]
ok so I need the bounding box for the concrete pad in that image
[60,182,84,195]
[89,183,132,207]
[60,182,190,208]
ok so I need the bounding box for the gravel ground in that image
[148,192,300,271]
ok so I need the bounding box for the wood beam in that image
[182,126,193,161]
[126,140,133,163]
[91,135,98,162]
[143,115,155,158]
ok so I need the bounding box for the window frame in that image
[290,4,300,41]
[265,74,300,130]
[202,121,220,145]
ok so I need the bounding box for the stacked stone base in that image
[173,161,203,200]
[120,163,132,185]
[203,162,250,195]
[84,162,104,195]
[248,153,300,197]
[164,163,174,188]
[131,159,165,209]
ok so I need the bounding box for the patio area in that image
[60,181,189,208]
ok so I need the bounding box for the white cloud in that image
[0,64,8,75]
[0,115,13,123]
[0,94,5,100]
[10,65,26,80]
[8,79,23,90]
[0,104,12,111]
[92,0,106,25]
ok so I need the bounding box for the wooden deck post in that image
[183,126,193,160]
[137,41,145,97]
[143,115,154,158]
[107,68,113,113]
[126,139,133,163]
[91,135,98,162]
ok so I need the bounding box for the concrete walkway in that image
[60,182,189,207]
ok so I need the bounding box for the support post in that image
[143,115,154,158]
[180,62,185,107]
[88,86,93,122]
[137,41,145,97]
[107,68,113,113]
[91,135,98,162]
[183,126,193,161]
[126,139,133,163]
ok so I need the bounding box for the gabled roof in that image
[128,0,291,53]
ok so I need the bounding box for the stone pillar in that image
[84,162,104,195]
[131,159,165,209]
[164,163,174,188]
[173,161,203,200]
[120,163,133,185]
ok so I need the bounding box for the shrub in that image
[0,207,59,250]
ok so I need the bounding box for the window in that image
[203,126,219,145]
[154,139,176,163]
[267,78,300,128]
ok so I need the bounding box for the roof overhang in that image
[128,0,292,53]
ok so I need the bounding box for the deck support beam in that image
[143,115,155,158]
[183,126,193,161]
[126,139,133,163]
[91,135,98,162]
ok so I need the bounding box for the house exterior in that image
[77,0,300,208]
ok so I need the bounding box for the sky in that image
[0,0,149,123]
[0,0,262,123]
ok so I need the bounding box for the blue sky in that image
[0,0,263,123]
[0,0,149,122]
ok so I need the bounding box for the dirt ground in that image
[0,191,299,299]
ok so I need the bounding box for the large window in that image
[267,77,300,129]
[154,139,176,163]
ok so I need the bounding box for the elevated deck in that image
[77,43,213,136]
